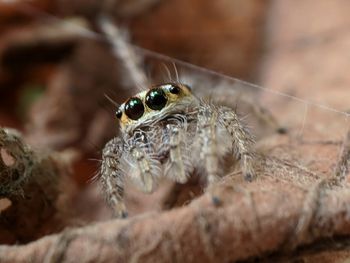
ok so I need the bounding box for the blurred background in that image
[0,0,270,184]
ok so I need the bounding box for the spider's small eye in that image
[124,98,144,120]
[169,84,181,94]
[116,108,123,119]
[145,88,167,111]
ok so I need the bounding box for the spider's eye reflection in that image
[124,98,144,120]
[145,88,167,110]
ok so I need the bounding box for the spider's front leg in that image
[195,104,222,185]
[100,137,127,218]
[218,106,256,181]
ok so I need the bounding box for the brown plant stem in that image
[0,178,349,262]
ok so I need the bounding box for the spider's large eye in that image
[145,88,167,110]
[124,97,144,120]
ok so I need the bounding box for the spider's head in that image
[116,83,196,131]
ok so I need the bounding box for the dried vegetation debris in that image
[0,128,72,243]
[1,168,350,262]
[0,0,349,262]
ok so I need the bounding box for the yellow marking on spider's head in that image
[116,83,196,130]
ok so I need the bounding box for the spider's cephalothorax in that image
[101,83,256,218]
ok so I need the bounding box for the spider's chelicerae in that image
[101,83,256,218]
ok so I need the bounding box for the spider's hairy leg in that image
[196,104,221,185]
[166,125,189,183]
[100,138,127,218]
[218,106,256,181]
[129,141,161,193]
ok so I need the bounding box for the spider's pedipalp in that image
[165,125,191,183]
[125,133,161,193]
[100,138,127,218]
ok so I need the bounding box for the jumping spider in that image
[101,83,256,218]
